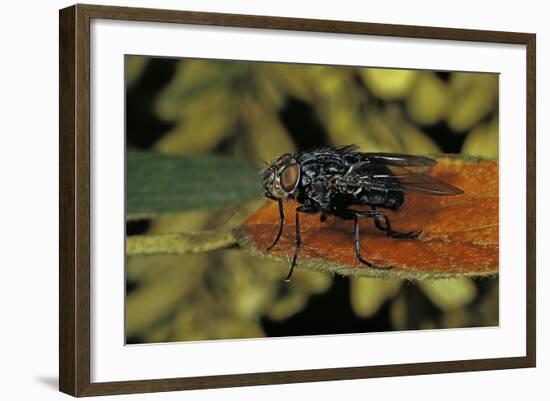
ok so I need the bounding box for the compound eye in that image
[280,163,300,193]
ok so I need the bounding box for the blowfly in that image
[259,145,463,282]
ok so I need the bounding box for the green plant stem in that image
[127,230,237,256]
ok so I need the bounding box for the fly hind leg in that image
[334,208,392,270]
[353,214,374,267]
[371,207,421,239]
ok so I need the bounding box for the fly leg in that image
[266,199,285,251]
[371,206,421,239]
[285,205,317,282]
[354,214,373,267]
[351,210,392,269]
[331,208,390,269]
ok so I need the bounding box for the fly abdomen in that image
[361,187,405,210]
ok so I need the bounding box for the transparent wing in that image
[372,166,463,195]
[332,146,436,167]
[334,144,360,154]
[359,153,437,167]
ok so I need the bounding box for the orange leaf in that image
[235,157,498,280]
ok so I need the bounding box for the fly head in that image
[259,154,301,200]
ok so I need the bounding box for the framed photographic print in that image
[59,3,536,397]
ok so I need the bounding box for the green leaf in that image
[127,151,262,218]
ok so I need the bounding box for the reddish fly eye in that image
[280,163,300,192]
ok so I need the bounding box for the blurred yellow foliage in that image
[462,118,499,158]
[126,56,499,343]
[406,72,450,125]
[242,96,297,162]
[127,201,333,342]
[125,55,148,88]
[148,58,499,161]
[359,69,418,99]
[447,74,499,132]
[351,277,402,318]
[419,278,478,312]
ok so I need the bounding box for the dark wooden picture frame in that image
[59,3,536,397]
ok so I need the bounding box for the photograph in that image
[124,56,499,345]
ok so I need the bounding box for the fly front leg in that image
[266,199,285,251]
[371,206,421,239]
[285,205,317,282]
